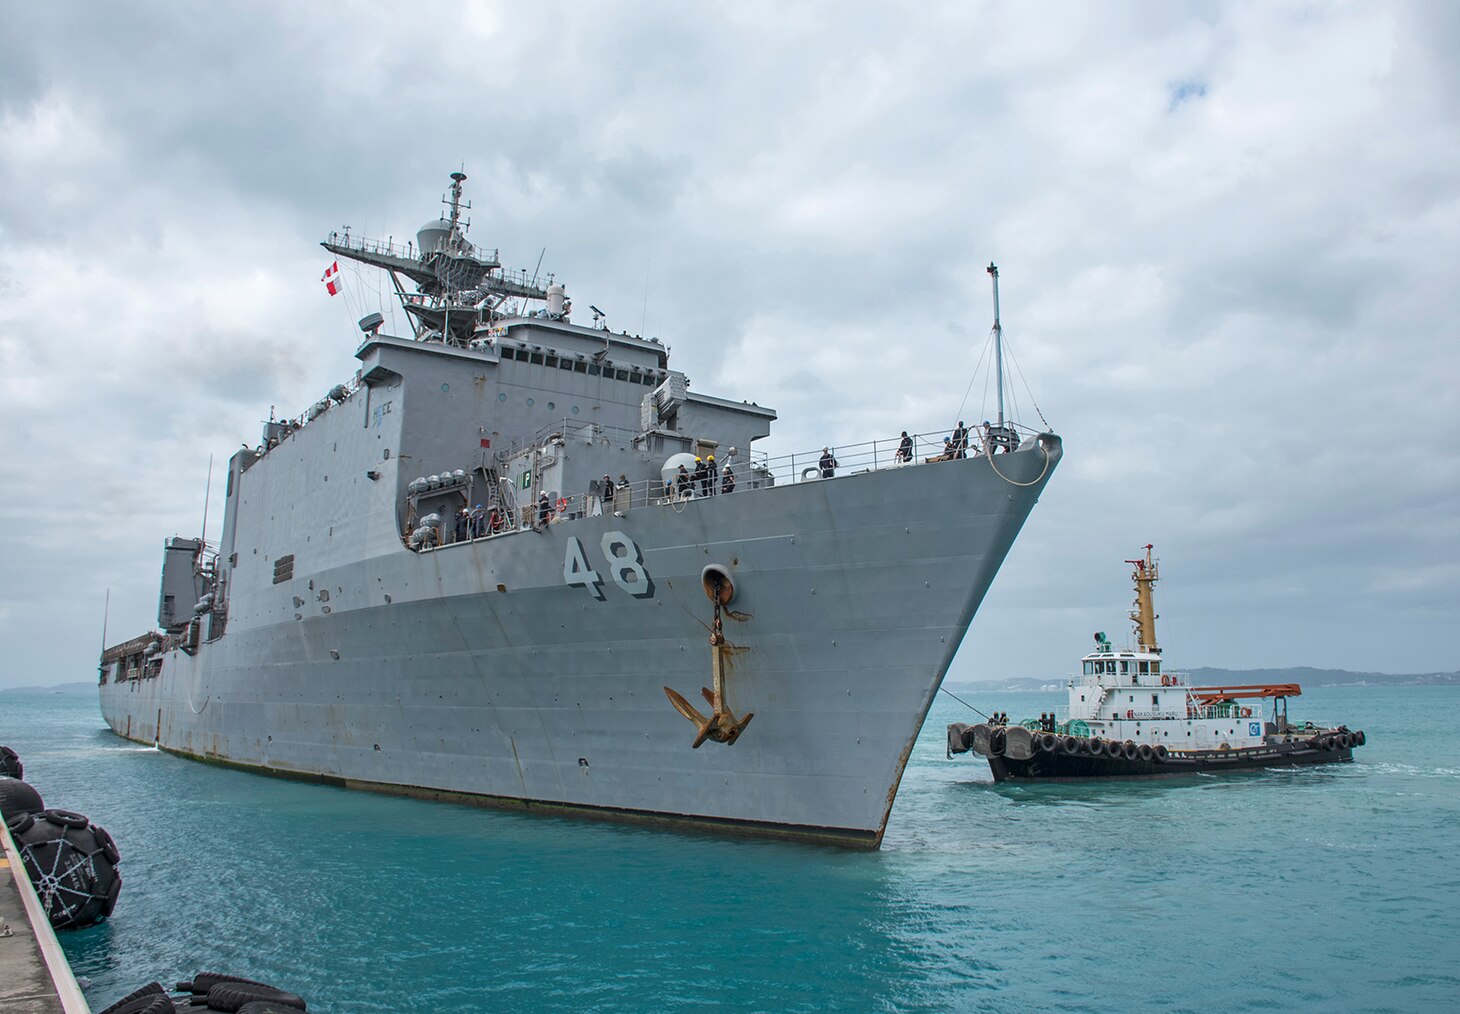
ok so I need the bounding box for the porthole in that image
[526,397,535,407]
[441,383,450,392]
[498,392,507,402]
[547,402,555,411]
[571,405,579,415]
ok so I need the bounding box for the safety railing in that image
[412,421,1043,552]
[755,423,1034,487]
[326,230,500,267]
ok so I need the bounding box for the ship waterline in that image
[103,444,1059,847]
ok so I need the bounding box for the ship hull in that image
[102,443,1059,847]
[987,740,1354,783]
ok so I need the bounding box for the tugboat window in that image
[1139,661,1149,674]
[1084,662,1093,675]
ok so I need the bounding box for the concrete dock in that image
[0,819,90,1013]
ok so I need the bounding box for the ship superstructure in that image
[100,174,1062,847]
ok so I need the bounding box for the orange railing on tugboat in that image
[1189,684,1303,704]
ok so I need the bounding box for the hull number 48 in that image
[564,533,655,600]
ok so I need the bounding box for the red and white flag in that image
[321,261,342,296]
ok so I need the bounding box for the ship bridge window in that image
[559,358,573,371]
[615,369,629,381]
[1120,661,1129,674]
[574,361,588,374]
[530,352,545,365]
[588,364,601,376]
[1084,662,1093,675]
[1152,662,1161,674]
[545,354,558,367]
[1139,661,1149,674]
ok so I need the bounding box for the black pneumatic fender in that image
[1038,733,1059,753]
[1353,730,1366,747]
[1086,738,1105,757]
[1122,741,1140,761]
[0,777,44,820]
[1154,744,1170,761]
[1061,735,1081,755]
[1137,743,1155,762]
[0,745,20,780]
[6,808,122,929]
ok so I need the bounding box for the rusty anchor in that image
[663,566,754,748]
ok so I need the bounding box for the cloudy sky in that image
[2,2,1456,690]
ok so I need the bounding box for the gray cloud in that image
[1,2,1457,688]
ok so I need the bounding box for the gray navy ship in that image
[99,173,1062,847]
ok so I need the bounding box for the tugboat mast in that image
[1126,544,1160,653]
[987,262,1006,429]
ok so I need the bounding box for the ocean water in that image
[2,685,1456,1013]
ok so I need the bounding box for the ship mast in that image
[987,263,1006,428]
[445,171,469,246]
[1126,544,1160,652]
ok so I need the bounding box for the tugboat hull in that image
[987,739,1355,783]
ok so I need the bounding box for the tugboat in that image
[948,545,1366,781]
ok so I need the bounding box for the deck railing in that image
[415,422,1043,552]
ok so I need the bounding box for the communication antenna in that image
[100,588,110,658]
[987,263,1006,428]
[200,454,214,550]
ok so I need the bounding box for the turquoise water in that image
[2,685,1457,1013]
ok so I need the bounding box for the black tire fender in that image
[206,982,307,1012]
[987,727,1007,757]
[92,823,122,866]
[177,972,273,996]
[94,982,166,1014]
[44,808,90,829]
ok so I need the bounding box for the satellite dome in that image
[417,219,454,255]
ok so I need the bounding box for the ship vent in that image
[273,554,295,585]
